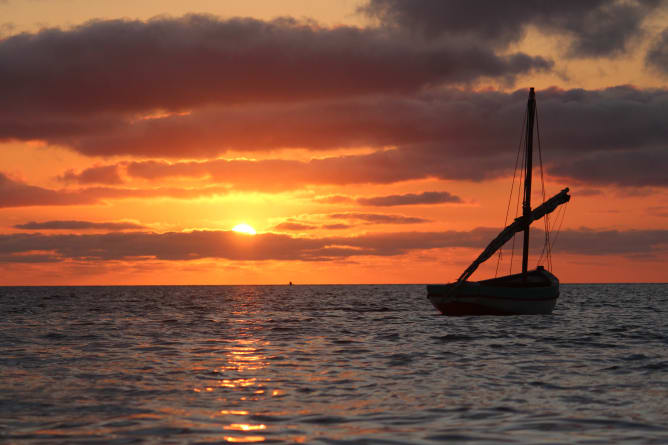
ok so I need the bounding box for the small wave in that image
[430,334,476,342]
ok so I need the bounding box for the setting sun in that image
[232,223,257,235]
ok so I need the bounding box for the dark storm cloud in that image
[14,220,146,231]
[0,14,549,121]
[357,191,462,206]
[361,0,662,57]
[0,227,665,263]
[646,28,668,74]
[0,172,229,207]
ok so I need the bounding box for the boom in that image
[456,188,570,283]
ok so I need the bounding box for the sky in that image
[1,0,667,284]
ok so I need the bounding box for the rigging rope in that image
[509,140,525,275]
[535,107,553,270]
[495,109,527,277]
[549,200,568,255]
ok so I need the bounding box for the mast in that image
[522,87,536,274]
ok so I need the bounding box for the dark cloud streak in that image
[59,165,124,185]
[66,86,668,189]
[328,213,430,224]
[0,228,665,263]
[357,191,462,206]
[14,220,145,231]
[0,14,550,120]
[0,172,229,208]
[646,27,668,74]
[361,0,662,58]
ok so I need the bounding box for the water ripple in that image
[1,284,667,443]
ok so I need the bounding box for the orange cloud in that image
[0,172,229,208]
[14,220,146,231]
[40,87,667,189]
[58,165,124,185]
[0,228,665,263]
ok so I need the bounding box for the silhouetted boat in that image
[427,88,570,316]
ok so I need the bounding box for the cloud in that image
[0,172,99,207]
[0,253,62,263]
[314,195,356,205]
[574,188,604,197]
[647,206,668,217]
[0,172,229,208]
[14,220,146,230]
[8,84,668,189]
[328,213,430,224]
[357,191,462,206]
[58,165,124,184]
[323,223,352,230]
[553,228,668,256]
[0,14,550,121]
[273,222,317,231]
[272,212,429,232]
[0,227,665,263]
[549,147,668,187]
[314,191,463,206]
[360,0,661,57]
[58,86,668,189]
[646,27,668,74]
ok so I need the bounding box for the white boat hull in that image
[427,267,559,316]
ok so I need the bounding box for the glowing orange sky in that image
[1,0,667,284]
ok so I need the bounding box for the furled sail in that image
[457,188,570,283]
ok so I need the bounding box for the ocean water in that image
[1,284,667,444]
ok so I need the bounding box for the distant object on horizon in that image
[289,281,293,286]
[427,88,571,316]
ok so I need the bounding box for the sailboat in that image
[427,88,570,316]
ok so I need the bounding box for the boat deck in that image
[478,267,551,288]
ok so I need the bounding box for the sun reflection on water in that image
[224,424,267,431]
[223,436,266,443]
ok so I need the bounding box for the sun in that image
[232,223,257,235]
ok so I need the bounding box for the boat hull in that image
[427,268,559,316]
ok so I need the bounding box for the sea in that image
[1,284,667,444]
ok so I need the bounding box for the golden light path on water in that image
[179,287,436,444]
[188,298,312,444]
[191,334,272,442]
